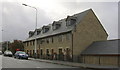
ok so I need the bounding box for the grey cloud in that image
[2,2,52,41]
[118,2,120,39]
[1,1,119,42]
[60,2,118,40]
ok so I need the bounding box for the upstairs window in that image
[66,19,76,26]
[44,28,49,33]
[66,33,71,41]
[54,24,61,30]
[40,39,45,44]
[27,42,29,46]
[52,21,61,30]
[66,16,76,26]
[37,30,41,35]
[42,26,50,33]
[29,31,34,37]
[46,39,49,44]
[58,35,63,42]
[33,41,34,45]
[51,37,54,43]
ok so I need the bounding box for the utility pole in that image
[22,4,38,58]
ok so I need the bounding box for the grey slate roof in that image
[81,39,120,55]
[24,9,91,41]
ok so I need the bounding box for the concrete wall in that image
[72,9,108,61]
[82,55,119,67]
[83,56,100,65]
[100,56,118,66]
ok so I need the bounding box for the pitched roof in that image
[24,9,91,41]
[81,39,120,55]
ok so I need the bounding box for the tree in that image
[2,41,10,53]
[9,40,24,54]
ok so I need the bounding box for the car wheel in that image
[16,56,19,59]
[26,58,28,60]
[18,56,20,59]
[14,56,16,58]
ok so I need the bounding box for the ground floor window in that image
[58,48,64,60]
[40,49,43,56]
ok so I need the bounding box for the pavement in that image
[29,58,119,69]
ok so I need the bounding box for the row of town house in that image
[23,9,119,67]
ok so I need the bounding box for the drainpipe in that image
[71,24,76,62]
[71,32,73,62]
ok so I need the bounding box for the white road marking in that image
[36,67,41,68]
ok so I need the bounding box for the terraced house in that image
[23,9,108,62]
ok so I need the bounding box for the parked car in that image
[14,51,28,60]
[0,51,2,55]
[4,50,13,57]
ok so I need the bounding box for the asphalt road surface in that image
[0,55,2,69]
[1,55,94,70]
[2,55,76,68]
[1,55,119,70]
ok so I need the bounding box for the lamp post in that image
[22,4,37,58]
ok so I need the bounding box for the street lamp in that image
[22,3,37,58]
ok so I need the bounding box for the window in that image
[27,50,29,54]
[71,19,76,25]
[30,41,32,45]
[33,41,34,45]
[26,42,28,46]
[29,31,34,37]
[51,37,54,43]
[66,34,71,41]
[46,49,49,55]
[40,49,43,55]
[33,50,34,55]
[56,24,61,29]
[66,19,76,26]
[59,49,62,54]
[46,39,49,44]
[53,24,61,30]
[43,28,49,33]
[30,50,32,56]
[52,21,61,30]
[58,35,62,42]
[51,49,54,54]
[40,39,45,44]
[37,39,41,44]
[37,31,41,35]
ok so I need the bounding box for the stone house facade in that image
[23,9,108,62]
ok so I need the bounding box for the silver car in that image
[4,50,13,57]
[0,51,2,55]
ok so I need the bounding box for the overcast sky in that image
[0,0,119,42]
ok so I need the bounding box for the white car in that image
[4,50,13,57]
[0,51,2,55]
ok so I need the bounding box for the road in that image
[1,55,118,70]
[0,55,2,69]
[1,55,94,70]
[2,55,76,68]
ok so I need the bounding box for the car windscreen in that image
[18,52,26,54]
[6,51,12,54]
